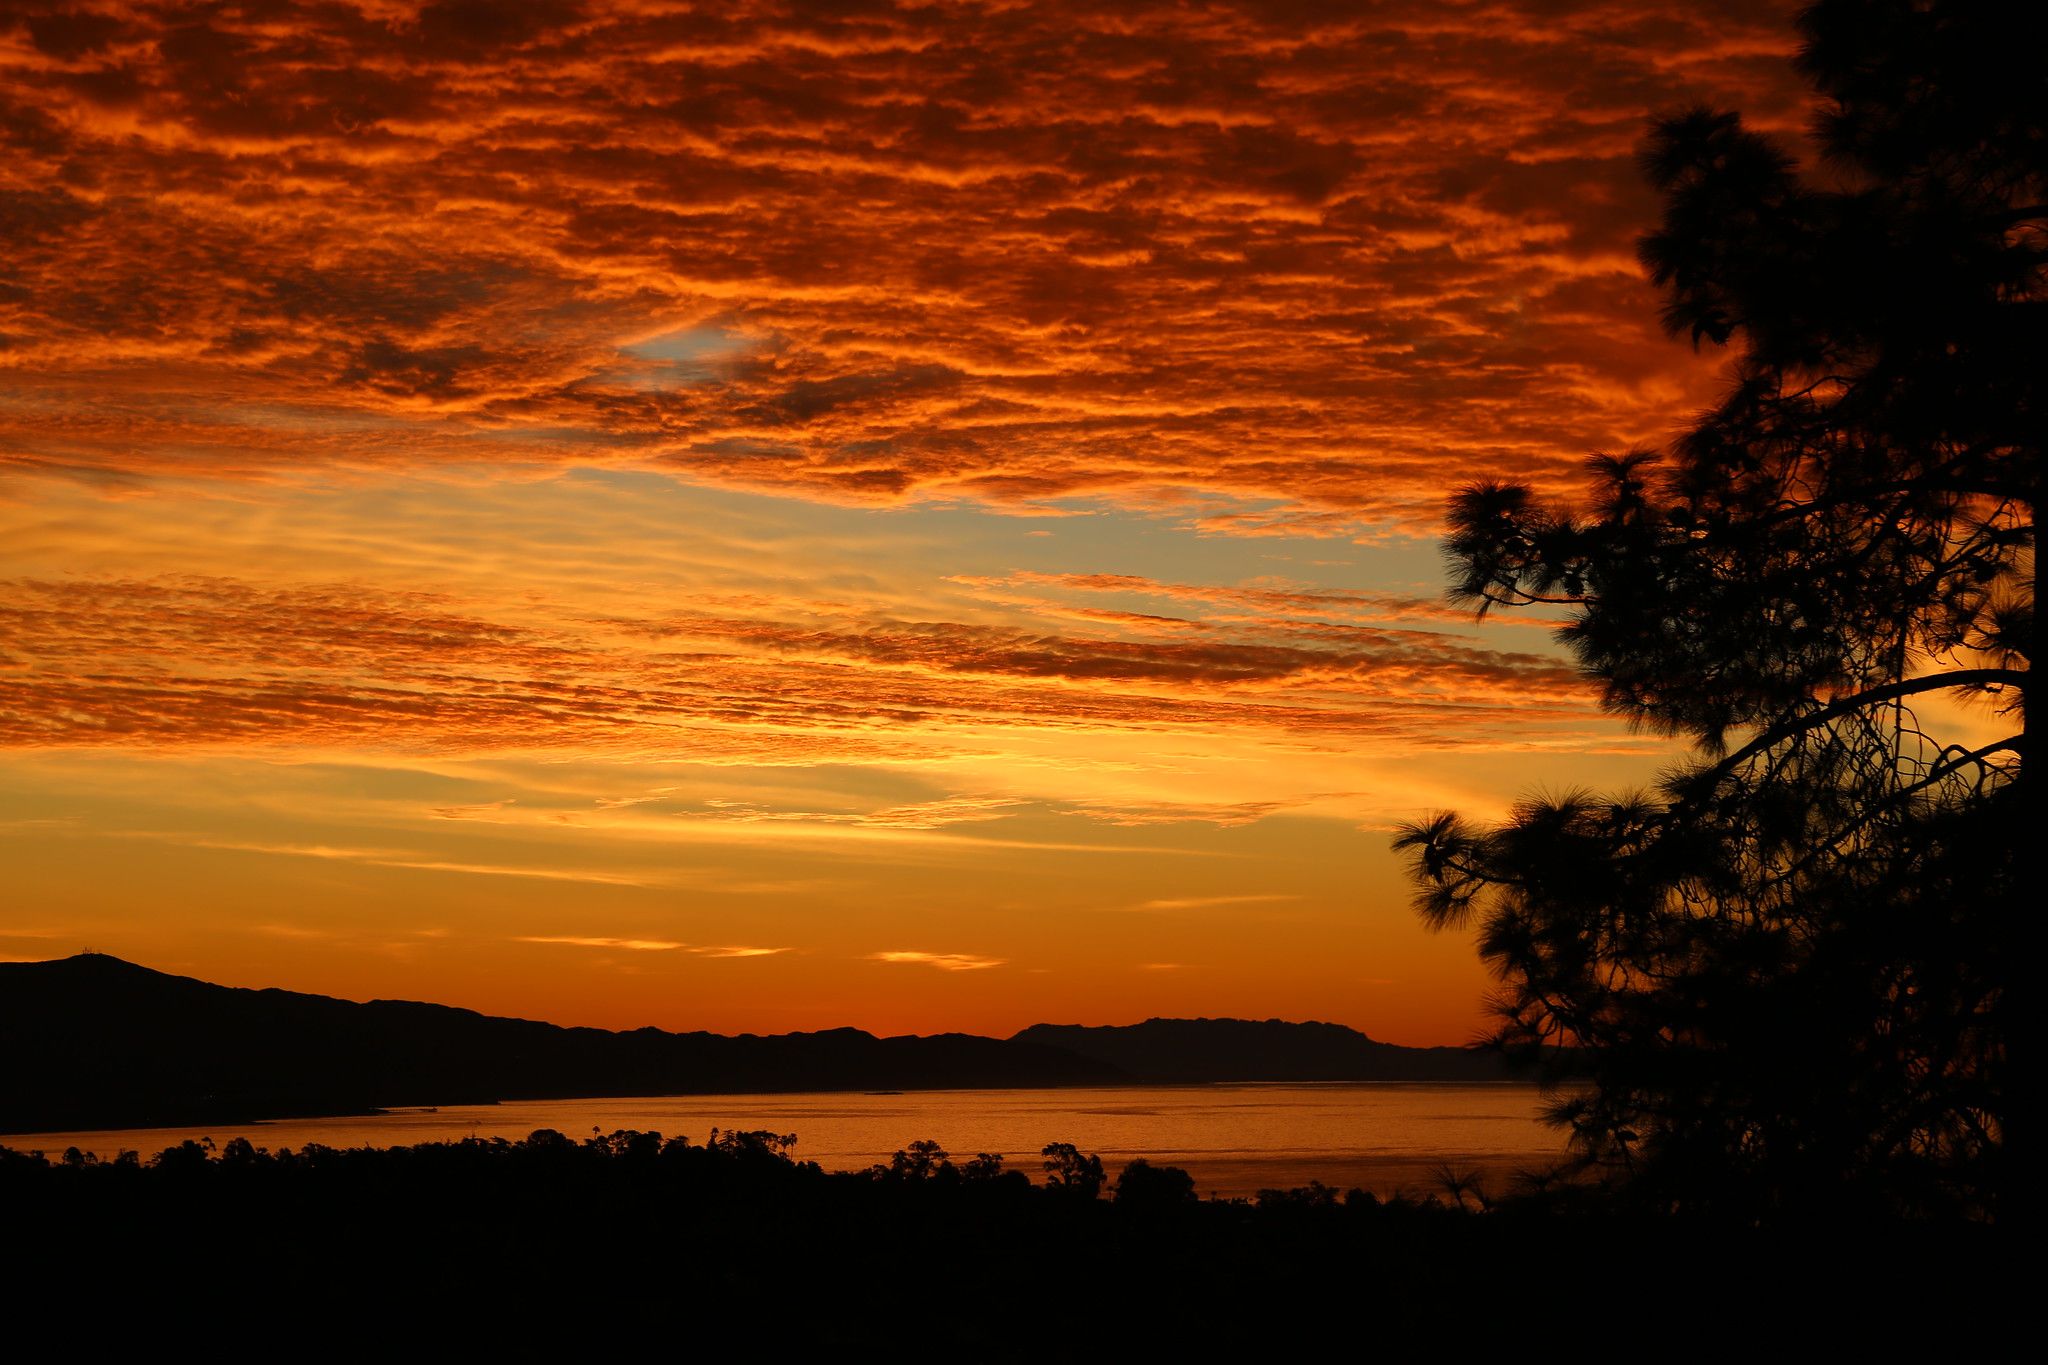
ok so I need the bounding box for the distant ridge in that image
[0,954,1119,1133]
[0,955,1511,1135]
[1012,1018,1510,1083]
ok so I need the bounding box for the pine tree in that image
[1398,0,2038,1218]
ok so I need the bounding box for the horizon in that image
[9,950,1453,1044]
[2,2,1817,1049]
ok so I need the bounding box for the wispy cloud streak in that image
[517,936,688,952]
[0,574,1606,755]
[870,950,1005,972]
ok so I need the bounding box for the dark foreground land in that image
[0,1128,2015,1356]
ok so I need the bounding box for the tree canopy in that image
[1398,0,2037,1219]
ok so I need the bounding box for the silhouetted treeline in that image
[0,1129,2015,1355]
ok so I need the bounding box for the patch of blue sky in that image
[623,325,746,363]
[605,324,752,391]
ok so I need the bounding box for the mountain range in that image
[0,953,1510,1134]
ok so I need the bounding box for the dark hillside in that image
[1014,1017,1510,1082]
[0,954,1122,1132]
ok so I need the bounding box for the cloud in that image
[0,573,1609,758]
[1075,801,1312,828]
[97,829,663,887]
[682,795,1029,830]
[1130,893,1299,911]
[175,839,407,862]
[377,859,655,887]
[0,0,1806,531]
[516,936,688,952]
[512,936,782,957]
[947,570,1546,630]
[869,950,1005,972]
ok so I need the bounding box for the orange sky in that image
[1,1,1810,1044]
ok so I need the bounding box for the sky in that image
[0,0,1811,1044]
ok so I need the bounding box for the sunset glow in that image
[1,1,1811,1042]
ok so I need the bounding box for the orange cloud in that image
[0,572,1599,754]
[516,936,787,957]
[0,1,1803,530]
[518,935,689,952]
[1132,894,1297,911]
[871,951,1005,972]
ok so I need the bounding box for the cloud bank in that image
[1,0,1802,529]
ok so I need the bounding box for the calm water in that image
[7,1084,1564,1197]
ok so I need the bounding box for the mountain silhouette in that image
[0,953,1118,1132]
[1013,1018,1510,1082]
[0,954,1507,1133]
